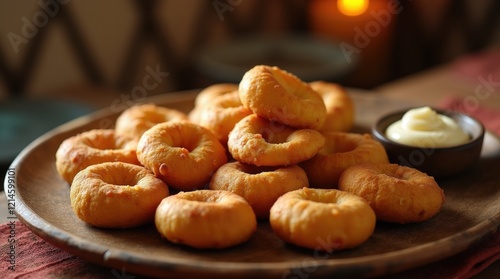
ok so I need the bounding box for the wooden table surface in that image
[2,61,500,278]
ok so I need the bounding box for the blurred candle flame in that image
[337,0,369,16]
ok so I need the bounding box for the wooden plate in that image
[8,89,500,278]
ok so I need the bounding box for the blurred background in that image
[1,0,500,177]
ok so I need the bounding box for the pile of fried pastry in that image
[55,65,445,251]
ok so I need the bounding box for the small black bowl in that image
[372,108,485,177]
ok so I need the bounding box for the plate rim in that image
[5,89,500,278]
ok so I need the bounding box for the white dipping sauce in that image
[386,107,469,148]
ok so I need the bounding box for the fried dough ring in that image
[300,132,389,188]
[115,104,188,149]
[199,91,252,145]
[189,83,238,124]
[339,163,445,224]
[70,162,169,228]
[309,81,355,132]
[239,65,326,130]
[136,121,227,191]
[56,129,139,183]
[228,114,325,166]
[270,188,376,251]
[155,190,257,249]
[209,161,308,219]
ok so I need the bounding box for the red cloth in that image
[451,48,500,83]
[443,48,500,136]
[1,221,498,278]
[445,48,500,137]
[388,231,500,279]
[439,96,500,136]
[1,221,113,279]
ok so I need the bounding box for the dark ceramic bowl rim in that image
[372,107,485,151]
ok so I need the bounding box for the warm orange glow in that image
[337,0,369,16]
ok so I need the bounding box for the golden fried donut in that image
[199,91,252,145]
[309,81,355,132]
[155,190,256,249]
[189,83,239,124]
[228,114,325,166]
[56,129,139,183]
[70,162,169,228]
[300,132,389,188]
[115,103,187,149]
[270,188,376,251]
[239,65,326,130]
[209,161,308,219]
[136,121,227,191]
[339,163,445,224]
